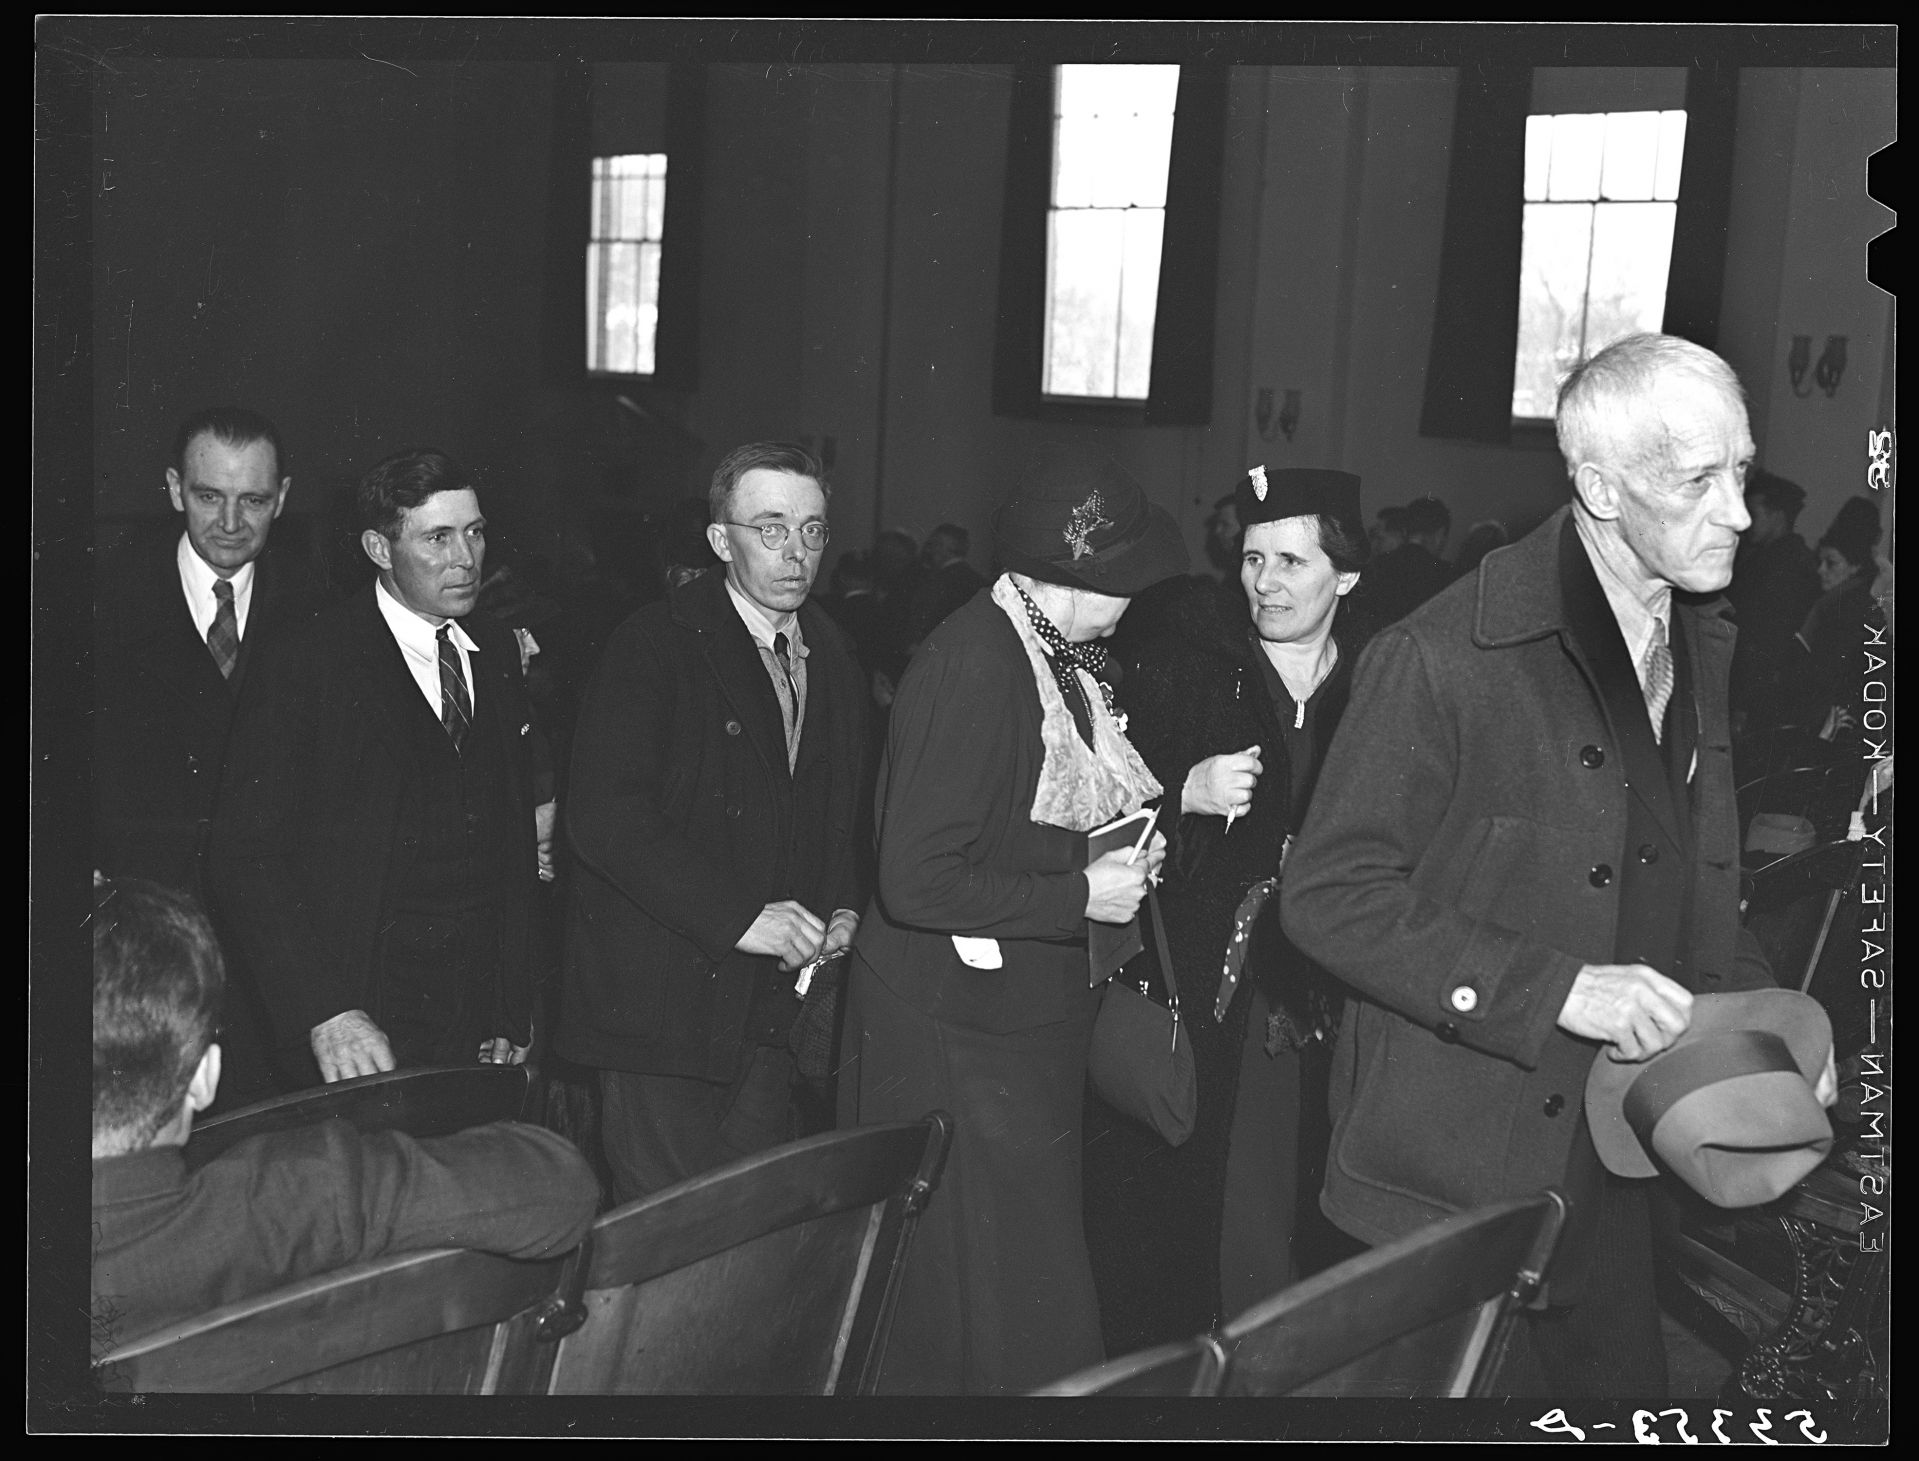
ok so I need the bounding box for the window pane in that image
[1116,209,1165,399]
[1599,111,1661,200]
[1653,110,1687,201]
[1524,114,1552,201]
[1053,114,1099,210]
[588,154,666,374]
[1584,201,1676,352]
[1044,209,1125,398]
[1546,113,1604,201]
[1053,95,1175,209]
[1056,63,1177,121]
[1513,202,1595,418]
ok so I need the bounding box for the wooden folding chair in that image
[1216,1190,1567,1398]
[500,1113,953,1395]
[1032,1334,1230,1397]
[93,1245,567,1394]
[186,1064,531,1166]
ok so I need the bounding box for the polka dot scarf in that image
[1012,578,1116,718]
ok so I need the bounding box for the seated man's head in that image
[358,448,487,624]
[1369,505,1407,557]
[92,879,225,1159]
[1557,332,1755,596]
[1401,495,1452,557]
[1743,468,1807,547]
[922,523,971,570]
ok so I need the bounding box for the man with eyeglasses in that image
[560,442,870,1201]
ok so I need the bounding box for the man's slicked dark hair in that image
[1401,495,1452,538]
[707,442,827,524]
[358,447,474,539]
[93,878,225,1145]
[173,407,287,478]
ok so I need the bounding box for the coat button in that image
[727,804,743,819]
[1638,843,1659,864]
[1436,1021,1460,1044]
[1589,864,1612,887]
[1580,745,1605,768]
[1543,1093,1565,1117]
[1449,986,1478,1013]
[725,719,742,736]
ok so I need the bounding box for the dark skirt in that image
[837,953,1104,1395]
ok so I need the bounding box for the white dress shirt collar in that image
[375,576,480,716]
[724,577,808,659]
[1572,516,1671,677]
[176,532,258,642]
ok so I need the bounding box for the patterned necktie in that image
[438,624,471,752]
[772,631,800,758]
[1643,617,1674,744]
[207,578,239,679]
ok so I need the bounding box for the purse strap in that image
[1148,886,1180,1011]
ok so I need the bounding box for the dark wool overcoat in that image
[558,567,868,1081]
[1282,508,1773,1249]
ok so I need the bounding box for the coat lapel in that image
[344,587,433,778]
[677,571,789,784]
[1555,520,1685,852]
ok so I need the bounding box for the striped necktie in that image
[438,624,471,752]
[1643,617,1674,743]
[772,631,800,762]
[207,578,239,679]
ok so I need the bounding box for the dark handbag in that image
[1087,888,1198,1147]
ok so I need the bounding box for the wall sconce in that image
[1255,387,1302,443]
[1788,336,1813,397]
[1815,336,1847,398]
[1278,389,1301,442]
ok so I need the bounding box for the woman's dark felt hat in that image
[994,444,1189,596]
[1819,495,1882,570]
[1234,466,1365,546]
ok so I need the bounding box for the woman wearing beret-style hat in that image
[837,444,1186,1394]
[1084,465,1376,1354]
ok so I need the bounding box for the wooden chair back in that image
[1217,1190,1567,1397]
[1031,1334,1229,1397]
[93,1245,565,1394]
[186,1065,530,1166]
[505,1113,952,1395]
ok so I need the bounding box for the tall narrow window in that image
[1511,110,1687,418]
[587,152,667,376]
[1042,64,1180,401]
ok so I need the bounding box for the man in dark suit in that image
[1363,493,1453,625]
[901,522,986,651]
[1726,467,1821,742]
[1283,334,1834,1397]
[213,448,542,1086]
[94,407,329,1102]
[90,876,598,1361]
[561,441,869,1204]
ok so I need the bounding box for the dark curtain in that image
[1417,65,1530,446]
[993,63,1228,426]
[1661,64,1740,351]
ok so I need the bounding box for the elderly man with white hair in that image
[1283,333,1833,1397]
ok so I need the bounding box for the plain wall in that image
[92,58,1894,580]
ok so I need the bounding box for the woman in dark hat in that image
[837,444,1185,1395]
[1083,465,1373,1355]
[1788,495,1884,737]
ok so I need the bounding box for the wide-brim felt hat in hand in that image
[1585,989,1833,1208]
[1234,465,1365,549]
[994,444,1190,597]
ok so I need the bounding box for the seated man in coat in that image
[90,877,599,1361]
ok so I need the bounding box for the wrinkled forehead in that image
[732,468,826,521]
[1622,375,1751,472]
[399,487,484,534]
